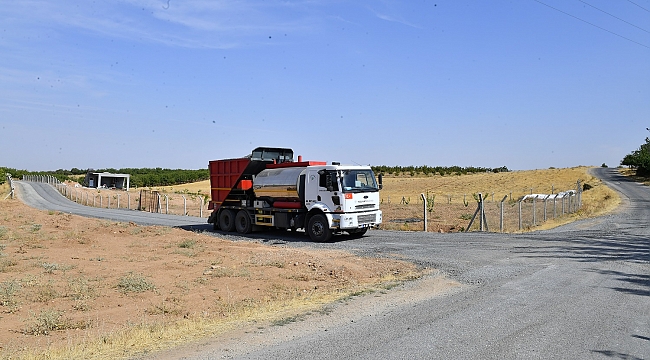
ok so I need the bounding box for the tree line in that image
[371,165,509,176]
[0,167,209,188]
[3,164,509,188]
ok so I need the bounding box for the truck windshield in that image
[340,170,379,193]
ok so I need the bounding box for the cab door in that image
[304,169,338,211]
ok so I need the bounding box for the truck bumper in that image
[330,210,382,230]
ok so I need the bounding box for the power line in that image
[532,0,650,49]
[578,0,650,34]
[627,0,650,13]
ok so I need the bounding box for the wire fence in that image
[380,181,583,233]
[4,173,15,199]
[20,175,209,218]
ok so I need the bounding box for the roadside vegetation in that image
[621,136,650,177]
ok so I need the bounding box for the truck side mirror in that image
[378,174,383,190]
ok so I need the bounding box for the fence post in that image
[553,196,557,218]
[532,197,536,226]
[200,196,205,218]
[577,180,582,209]
[117,194,121,209]
[543,195,549,222]
[127,193,131,210]
[107,195,111,209]
[478,193,484,231]
[100,195,103,208]
[165,195,169,214]
[157,194,162,214]
[420,193,427,232]
[499,195,507,232]
[518,200,522,231]
[182,195,187,216]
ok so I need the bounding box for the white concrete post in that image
[420,193,427,232]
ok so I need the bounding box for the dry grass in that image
[151,180,212,195]
[378,166,619,232]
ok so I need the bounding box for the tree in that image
[621,137,650,176]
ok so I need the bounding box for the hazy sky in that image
[1,0,649,171]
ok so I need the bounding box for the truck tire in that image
[235,210,252,234]
[219,209,235,232]
[348,228,368,238]
[307,214,332,242]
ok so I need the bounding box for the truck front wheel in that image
[307,214,332,242]
[219,209,235,232]
[235,210,252,234]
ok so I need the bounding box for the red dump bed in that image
[208,157,251,210]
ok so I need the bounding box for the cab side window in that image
[318,171,339,191]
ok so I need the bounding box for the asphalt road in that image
[15,180,207,228]
[14,168,650,359]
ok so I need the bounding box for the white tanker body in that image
[207,147,382,242]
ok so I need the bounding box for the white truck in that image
[207,147,382,242]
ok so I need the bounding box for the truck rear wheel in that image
[219,209,235,232]
[307,214,332,242]
[235,210,252,234]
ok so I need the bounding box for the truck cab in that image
[303,166,382,241]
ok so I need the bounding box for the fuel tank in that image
[252,167,306,201]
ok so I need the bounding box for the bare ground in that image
[0,198,424,359]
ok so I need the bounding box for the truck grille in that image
[355,204,376,210]
[357,214,376,224]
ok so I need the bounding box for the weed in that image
[30,224,42,232]
[0,226,7,239]
[42,262,74,274]
[23,309,91,335]
[67,276,96,301]
[0,257,18,272]
[146,297,183,316]
[178,239,196,249]
[459,213,472,220]
[271,313,306,327]
[0,279,21,309]
[117,272,155,294]
[205,265,251,278]
[32,281,59,302]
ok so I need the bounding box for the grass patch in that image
[67,276,97,301]
[178,239,196,249]
[22,309,91,335]
[0,279,21,310]
[117,272,155,294]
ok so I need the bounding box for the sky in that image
[1,0,649,171]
